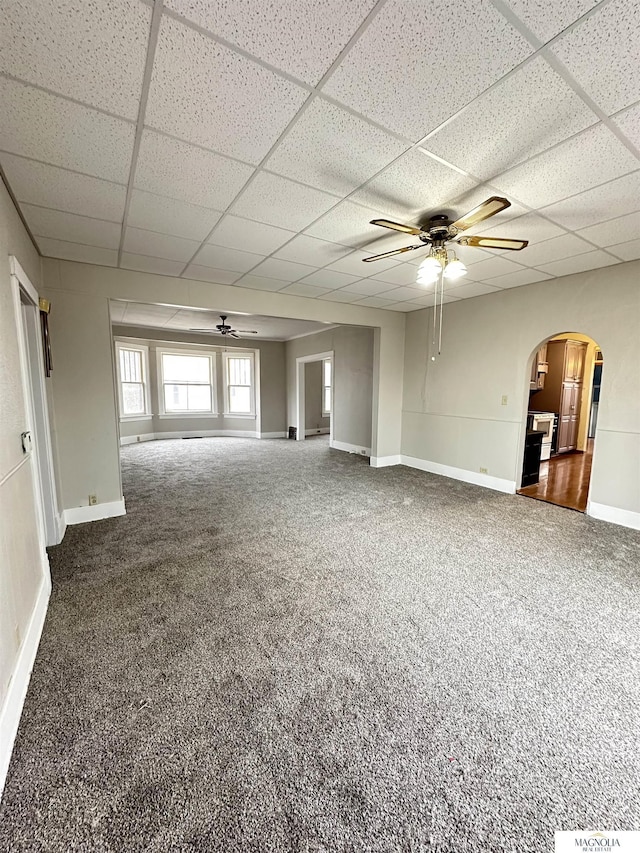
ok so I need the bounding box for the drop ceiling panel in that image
[608,238,640,261]
[515,233,594,267]
[576,211,640,248]
[385,301,427,312]
[461,213,565,248]
[296,269,360,289]
[232,275,287,292]
[323,0,532,140]
[134,131,254,210]
[182,265,243,284]
[504,0,601,42]
[612,102,640,150]
[145,16,308,164]
[120,253,186,277]
[127,190,222,241]
[37,237,118,267]
[351,149,477,222]
[320,289,364,303]
[305,200,386,248]
[445,281,501,299]
[369,265,423,286]
[550,0,640,114]
[248,257,317,282]
[0,78,136,184]
[342,279,402,297]
[274,234,352,266]
[491,124,639,208]
[231,172,338,231]
[324,249,401,275]
[378,286,424,302]
[464,256,526,280]
[448,186,529,235]
[208,216,295,254]
[537,250,618,277]
[484,268,554,289]
[164,0,378,86]
[0,0,151,119]
[279,282,331,298]
[1,154,126,221]
[422,58,598,180]
[191,244,264,273]
[265,98,408,196]
[21,205,121,250]
[540,171,640,230]
[123,227,201,263]
[354,296,397,308]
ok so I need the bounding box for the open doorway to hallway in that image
[295,353,333,444]
[519,333,603,512]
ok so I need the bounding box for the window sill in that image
[223,413,256,419]
[120,415,152,422]
[158,412,220,419]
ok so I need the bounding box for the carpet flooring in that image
[1,436,639,852]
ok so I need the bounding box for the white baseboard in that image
[64,497,126,525]
[330,439,371,457]
[120,432,154,446]
[401,455,516,494]
[370,454,402,468]
[0,573,51,799]
[305,428,330,436]
[120,429,268,445]
[55,511,66,544]
[587,501,640,530]
[261,431,286,439]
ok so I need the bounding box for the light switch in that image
[21,431,32,453]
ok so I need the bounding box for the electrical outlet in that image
[501,395,508,406]
[479,467,488,474]
[89,494,97,506]
[136,435,141,442]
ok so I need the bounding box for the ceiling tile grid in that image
[1,0,639,312]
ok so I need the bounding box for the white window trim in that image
[322,357,332,417]
[115,342,150,420]
[222,350,256,418]
[157,347,217,417]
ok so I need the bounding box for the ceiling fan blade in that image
[189,328,216,332]
[229,333,241,339]
[236,330,258,334]
[362,244,426,263]
[451,197,511,232]
[370,218,422,236]
[458,235,529,251]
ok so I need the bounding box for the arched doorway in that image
[518,332,603,512]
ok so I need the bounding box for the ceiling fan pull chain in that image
[438,267,444,356]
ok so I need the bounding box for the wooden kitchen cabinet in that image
[564,340,586,382]
[557,382,581,453]
[529,343,548,390]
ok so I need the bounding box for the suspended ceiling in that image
[1,0,639,312]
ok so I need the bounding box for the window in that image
[322,358,332,416]
[223,352,254,416]
[159,350,215,414]
[116,343,149,417]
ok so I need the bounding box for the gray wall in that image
[304,360,330,433]
[0,180,47,748]
[286,326,374,450]
[401,260,640,517]
[112,326,286,438]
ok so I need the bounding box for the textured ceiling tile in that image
[464,256,525,280]
[576,211,640,248]
[541,171,640,230]
[422,58,598,180]
[325,249,401,275]
[550,0,640,114]
[608,238,640,261]
[21,205,121,249]
[370,265,422,286]
[274,235,352,266]
[0,0,150,119]
[342,279,401,296]
[445,281,501,298]
[231,275,288,292]
[384,302,424,312]
[514,233,593,267]
[128,190,222,241]
[164,0,378,85]
[182,265,242,284]
[296,269,360,289]
[378,286,424,301]
[191,244,264,273]
[208,216,295,254]
[483,268,554,289]
[323,0,532,140]
[146,16,308,164]
[353,295,397,308]
[351,150,477,222]
[279,282,332,298]
[0,78,135,183]
[491,124,639,208]
[320,289,364,303]
[504,0,601,42]
[1,153,126,221]
[36,237,117,267]
[248,257,317,282]
[305,200,386,247]
[537,250,618,276]
[123,227,201,262]
[265,99,408,196]
[120,253,186,277]
[231,173,338,231]
[612,102,640,151]
[134,131,254,210]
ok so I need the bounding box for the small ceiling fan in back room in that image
[190,315,258,339]
[363,196,529,358]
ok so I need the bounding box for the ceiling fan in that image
[190,315,258,339]
[363,196,528,268]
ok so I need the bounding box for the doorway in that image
[295,351,333,444]
[518,333,602,512]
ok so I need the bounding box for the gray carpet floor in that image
[1,436,639,852]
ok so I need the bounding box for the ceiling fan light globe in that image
[416,271,438,285]
[418,256,442,275]
[444,259,467,280]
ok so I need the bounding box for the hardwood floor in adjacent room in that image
[518,439,594,512]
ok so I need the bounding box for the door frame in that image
[10,256,62,546]
[295,351,333,443]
